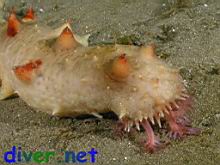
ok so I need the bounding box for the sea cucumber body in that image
[0,22,184,121]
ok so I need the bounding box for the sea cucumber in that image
[0,8,200,153]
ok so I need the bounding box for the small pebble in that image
[216,114,220,119]
[39,8,44,13]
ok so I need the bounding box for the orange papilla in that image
[7,13,20,37]
[14,59,42,82]
[24,7,35,20]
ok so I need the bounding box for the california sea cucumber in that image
[0,8,200,153]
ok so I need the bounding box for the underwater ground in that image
[0,0,219,164]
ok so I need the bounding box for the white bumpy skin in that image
[0,10,200,153]
[0,23,184,118]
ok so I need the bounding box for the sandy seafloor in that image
[0,0,220,164]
